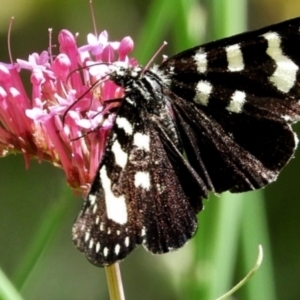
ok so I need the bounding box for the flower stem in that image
[216,245,264,300]
[105,263,125,300]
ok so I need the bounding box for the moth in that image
[72,17,300,266]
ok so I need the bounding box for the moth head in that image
[108,62,143,87]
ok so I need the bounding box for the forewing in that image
[159,17,300,193]
[72,97,144,266]
[72,96,206,265]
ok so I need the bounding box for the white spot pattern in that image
[92,204,97,214]
[115,116,133,135]
[115,244,121,255]
[100,166,128,224]
[85,232,90,242]
[141,227,146,236]
[100,222,104,231]
[134,171,150,190]
[96,242,101,253]
[226,90,246,113]
[103,247,109,257]
[263,32,298,93]
[133,132,150,151]
[194,80,212,106]
[194,49,207,73]
[88,194,96,205]
[111,139,128,168]
[89,238,94,249]
[226,44,244,71]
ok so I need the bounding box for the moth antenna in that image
[89,0,98,37]
[7,17,14,64]
[48,28,55,64]
[142,41,168,73]
[62,78,106,125]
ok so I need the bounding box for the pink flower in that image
[0,29,135,192]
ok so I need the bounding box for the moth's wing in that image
[162,17,300,113]
[159,17,300,193]
[171,93,297,193]
[72,98,144,266]
[136,119,208,254]
[72,96,206,266]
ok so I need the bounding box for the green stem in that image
[105,263,125,300]
[216,245,263,300]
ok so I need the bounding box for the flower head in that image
[0,29,135,192]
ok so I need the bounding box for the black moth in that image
[73,18,300,266]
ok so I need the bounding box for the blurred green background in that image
[1,0,300,299]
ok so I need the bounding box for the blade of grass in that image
[12,183,73,290]
[181,192,244,300]
[134,0,177,63]
[206,0,247,39]
[172,0,203,49]
[240,191,276,300]
[216,245,263,300]
[205,193,245,299]
[135,0,201,63]
[0,267,24,300]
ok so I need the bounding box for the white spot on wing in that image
[194,49,207,73]
[226,90,246,113]
[96,242,101,253]
[89,194,96,205]
[100,222,104,231]
[115,244,121,255]
[115,116,133,135]
[263,32,298,93]
[103,247,109,257]
[89,238,94,249]
[85,232,90,242]
[141,226,146,236]
[111,139,128,168]
[95,216,100,225]
[134,171,150,190]
[294,132,299,149]
[226,44,244,71]
[194,80,212,106]
[100,166,128,224]
[125,236,130,247]
[92,204,98,214]
[133,132,150,151]
[281,115,292,122]
[125,97,136,106]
